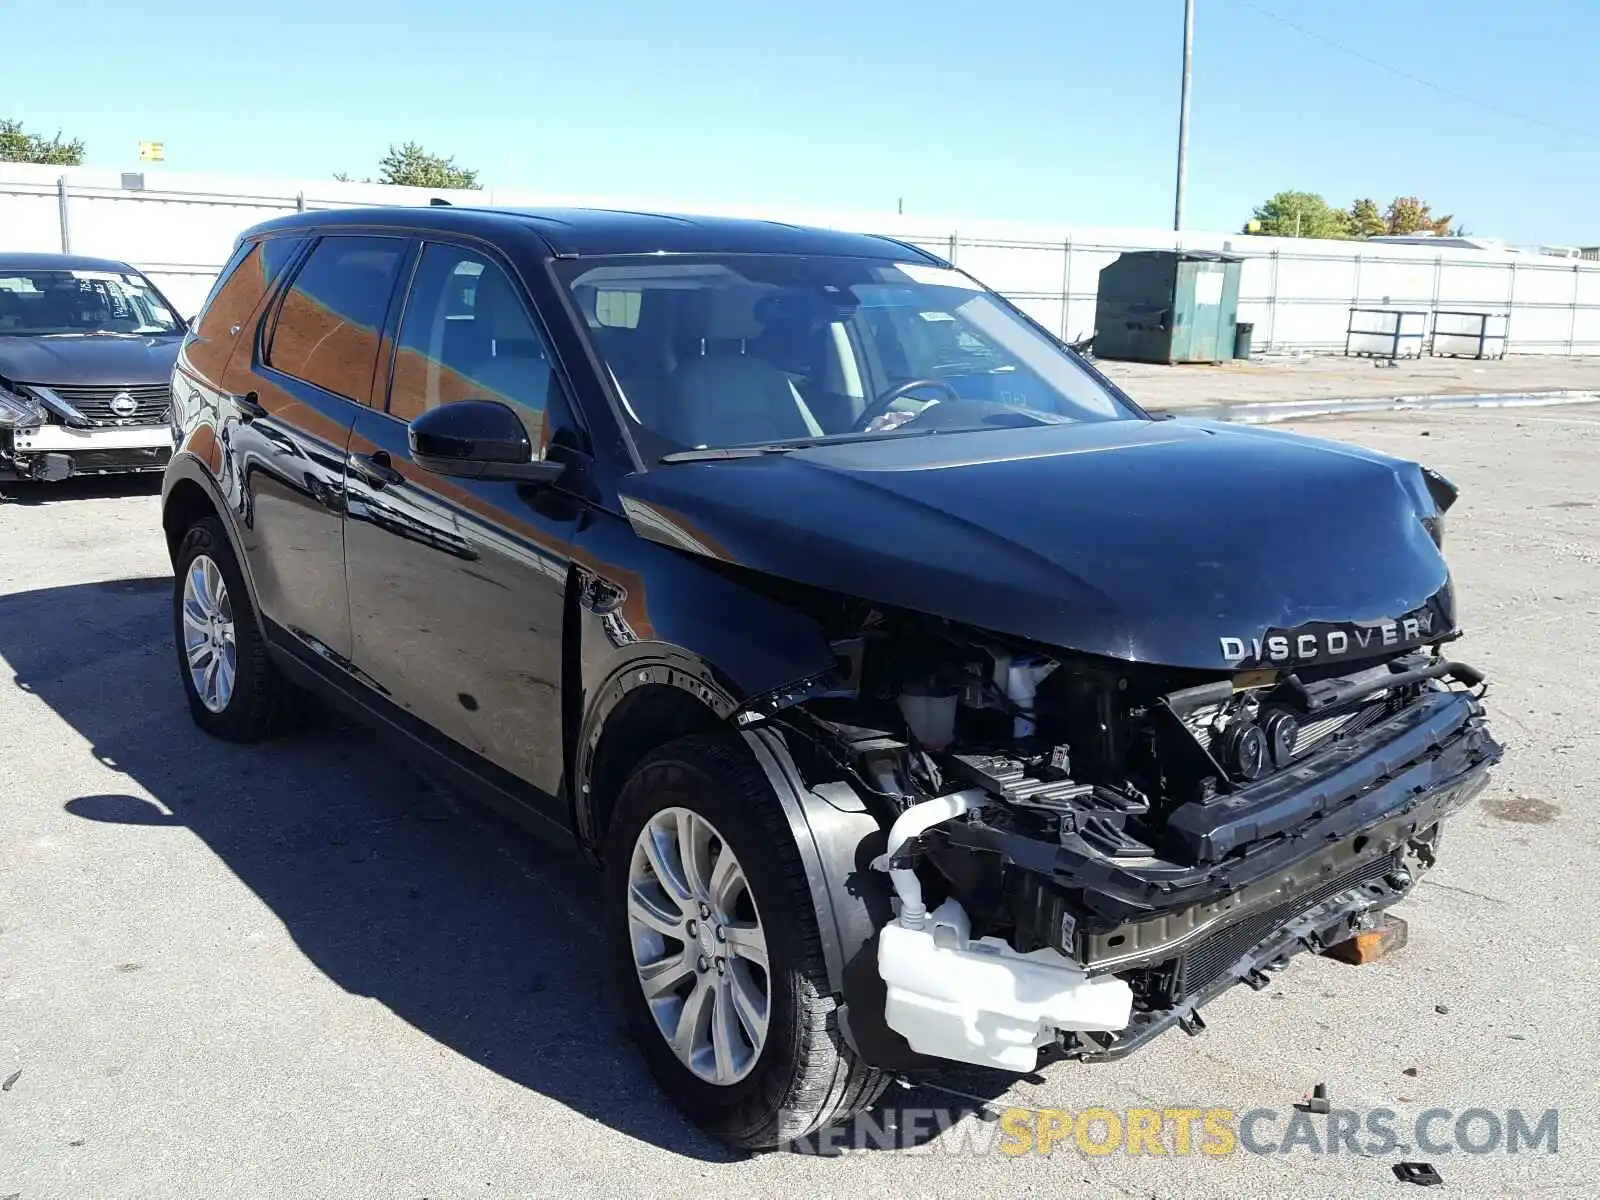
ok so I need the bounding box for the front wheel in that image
[603,734,890,1148]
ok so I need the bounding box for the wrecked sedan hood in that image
[620,418,1456,671]
[0,333,182,388]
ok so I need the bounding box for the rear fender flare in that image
[162,453,261,611]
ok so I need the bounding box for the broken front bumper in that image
[1065,857,1418,1062]
[876,687,1499,1071]
[2,423,172,480]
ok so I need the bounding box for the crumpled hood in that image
[0,334,182,388]
[619,418,1456,670]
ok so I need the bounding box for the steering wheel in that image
[851,378,963,432]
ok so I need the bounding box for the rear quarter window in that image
[266,235,407,403]
[186,236,305,381]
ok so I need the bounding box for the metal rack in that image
[1430,311,1509,360]
[1345,309,1429,359]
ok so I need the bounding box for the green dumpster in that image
[1092,250,1243,364]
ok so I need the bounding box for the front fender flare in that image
[571,649,740,851]
[740,728,939,1073]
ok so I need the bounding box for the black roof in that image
[245,205,940,262]
[0,252,139,273]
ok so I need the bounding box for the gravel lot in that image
[2,408,1597,1199]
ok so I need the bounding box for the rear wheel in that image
[172,517,301,741]
[604,733,890,1149]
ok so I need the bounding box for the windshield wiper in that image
[658,444,805,463]
[659,426,960,463]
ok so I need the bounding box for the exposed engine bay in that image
[741,603,1501,1071]
[611,396,1501,1075]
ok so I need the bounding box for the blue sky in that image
[7,0,1597,244]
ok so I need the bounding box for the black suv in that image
[164,206,1499,1148]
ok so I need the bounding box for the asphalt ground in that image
[2,406,1597,1199]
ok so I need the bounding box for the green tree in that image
[1384,196,1453,236]
[336,143,482,189]
[0,118,85,165]
[1244,191,1352,239]
[1348,197,1387,239]
[337,142,482,190]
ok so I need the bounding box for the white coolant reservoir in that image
[878,898,1133,1073]
[897,684,958,749]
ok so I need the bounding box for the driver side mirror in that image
[408,400,566,484]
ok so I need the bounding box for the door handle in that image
[349,450,405,489]
[232,390,268,422]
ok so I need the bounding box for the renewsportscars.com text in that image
[780,1105,1559,1158]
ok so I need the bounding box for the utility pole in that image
[1174,0,1195,231]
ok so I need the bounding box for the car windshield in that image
[555,255,1134,456]
[0,268,184,336]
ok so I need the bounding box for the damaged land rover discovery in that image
[162,206,1500,1149]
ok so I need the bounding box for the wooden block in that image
[1322,914,1409,965]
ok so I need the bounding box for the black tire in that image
[172,516,302,741]
[603,733,891,1149]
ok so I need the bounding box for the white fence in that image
[6,162,1600,355]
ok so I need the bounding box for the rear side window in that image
[186,236,304,380]
[268,235,406,403]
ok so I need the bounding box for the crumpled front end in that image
[0,377,173,482]
[742,607,1501,1074]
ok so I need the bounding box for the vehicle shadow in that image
[3,575,1012,1160]
[0,473,163,505]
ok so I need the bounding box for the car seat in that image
[660,354,823,448]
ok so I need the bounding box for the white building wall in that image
[5,162,1599,355]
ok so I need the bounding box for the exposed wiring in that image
[764,713,909,804]
[978,674,1027,718]
[765,709,950,813]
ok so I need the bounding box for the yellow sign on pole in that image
[138,141,165,163]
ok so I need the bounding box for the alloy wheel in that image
[626,806,771,1086]
[181,553,237,714]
